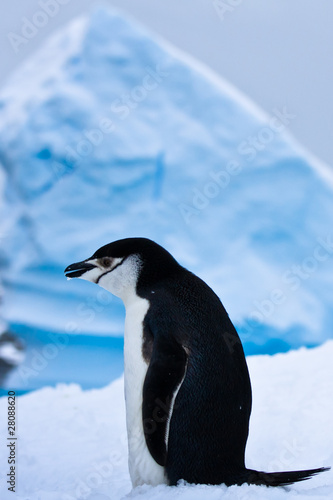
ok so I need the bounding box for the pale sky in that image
[1,0,332,167]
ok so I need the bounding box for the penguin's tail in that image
[245,466,330,487]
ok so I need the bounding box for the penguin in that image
[64,237,329,488]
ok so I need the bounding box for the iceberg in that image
[0,8,333,354]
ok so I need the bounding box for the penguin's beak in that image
[64,260,96,279]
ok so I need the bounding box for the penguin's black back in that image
[139,266,252,486]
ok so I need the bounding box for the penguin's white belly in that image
[123,297,167,487]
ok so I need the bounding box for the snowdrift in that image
[0,342,332,499]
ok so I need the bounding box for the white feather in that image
[85,255,167,486]
[124,296,167,487]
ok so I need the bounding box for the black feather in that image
[246,467,330,487]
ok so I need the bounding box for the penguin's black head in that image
[64,238,181,302]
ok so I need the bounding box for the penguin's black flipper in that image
[142,334,187,467]
[245,466,330,487]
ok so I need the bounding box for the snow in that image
[0,342,332,499]
[0,342,24,365]
[0,8,333,354]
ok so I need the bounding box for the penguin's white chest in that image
[123,296,167,487]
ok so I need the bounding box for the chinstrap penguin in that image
[64,237,329,488]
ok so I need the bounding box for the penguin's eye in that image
[101,257,112,268]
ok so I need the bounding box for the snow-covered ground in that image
[0,342,332,500]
